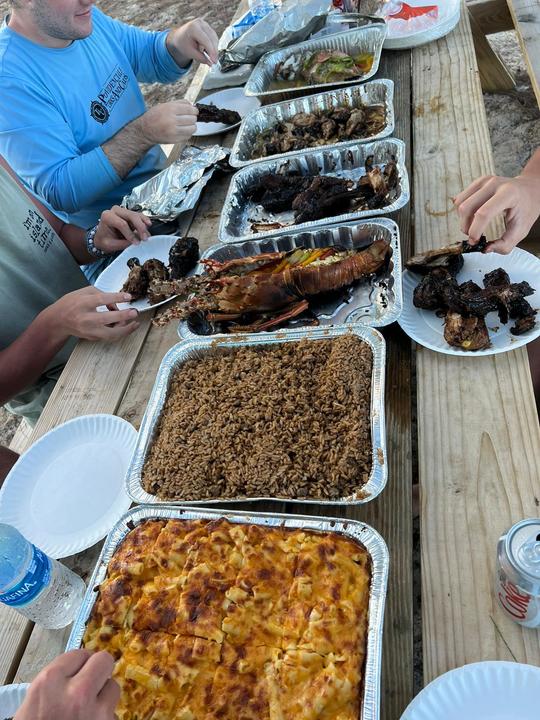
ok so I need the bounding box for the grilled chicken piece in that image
[444,312,491,351]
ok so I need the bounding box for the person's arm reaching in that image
[14,650,120,720]
[454,148,540,254]
[101,101,198,179]
[0,288,139,406]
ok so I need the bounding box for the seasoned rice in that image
[142,335,373,500]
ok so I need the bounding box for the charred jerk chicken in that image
[195,103,241,125]
[247,156,399,230]
[152,240,391,332]
[407,239,537,350]
[120,237,200,304]
[251,104,386,159]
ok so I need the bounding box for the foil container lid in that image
[122,145,229,222]
[219,0,332,68]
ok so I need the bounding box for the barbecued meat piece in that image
[292,113,319,129]
[413,268,455,310]
[169,236,199,279]
[121,258,149,300]
[508,296,537,335]
[483,277,535,324]
[196,103,241,125]
[143,259,170,305]
[249,173,314,213]
[292,176,355,224]
[444,312,491,351]
[483,267,511,288]
[406,237,488,275]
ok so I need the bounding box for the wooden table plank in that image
[507,0,540,106]
[412,3,540,683]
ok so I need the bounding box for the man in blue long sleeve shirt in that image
[0,0,218,228]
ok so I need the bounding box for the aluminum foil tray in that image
[245,24,387,99]
[219,138,409,244]
[178,218,402,339]
[230,80,395,168]
[126,325,386,506]
[66,504,389,720]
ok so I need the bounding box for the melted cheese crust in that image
[83,518,371,720]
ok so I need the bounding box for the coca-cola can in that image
[496,518,540,628]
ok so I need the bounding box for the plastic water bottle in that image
[248,0,280,22]
[0,524,86,629]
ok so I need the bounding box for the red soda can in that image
[496,519,540,628]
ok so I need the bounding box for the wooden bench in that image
[468,0,540,103]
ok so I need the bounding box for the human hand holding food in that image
[138,100,198,145]
[93,206,152,254]
[166,19,219,66]
[46,287,139,342]
[455,153,540,254]
[14,650,119,720]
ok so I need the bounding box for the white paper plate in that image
[0,415,136,559]
[384,0,461,49]
[194,87,261,137]
[0,683,29,717]
[94,235,179,312]
[398,247,540,356]
[401,661,540,720]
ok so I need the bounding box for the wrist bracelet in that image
[85,224,107,259]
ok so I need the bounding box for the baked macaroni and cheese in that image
[83,518,372,720]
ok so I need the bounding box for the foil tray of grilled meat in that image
[406,239,537,351]
[231,80,394,167]
[220,138,409,243]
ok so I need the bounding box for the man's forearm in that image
[0,307,69,405]
[102,116,154,179]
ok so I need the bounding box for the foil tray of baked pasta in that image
[66,504,389,720]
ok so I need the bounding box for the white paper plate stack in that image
[0,684,29,718]
[383,0,461,49]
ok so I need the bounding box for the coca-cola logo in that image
[498,577,531,620]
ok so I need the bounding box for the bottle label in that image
[0,545,51,608]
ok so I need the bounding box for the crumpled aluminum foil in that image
[122,145,229,222]
[219,0,332,69]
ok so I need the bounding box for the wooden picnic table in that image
[2,2,540,718]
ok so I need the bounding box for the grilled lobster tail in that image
[153,240,391,328]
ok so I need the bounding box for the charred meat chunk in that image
[143,259,170,305]
[121,258,148,300]
[292,176,355,224]
[169,236,199,280]
[196,103,241,125]
[249,173,314,213]
[483,267,510,288]
[413,268,455,310]
[444,312,491,351]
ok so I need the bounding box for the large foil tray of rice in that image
[126,325,386,505]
